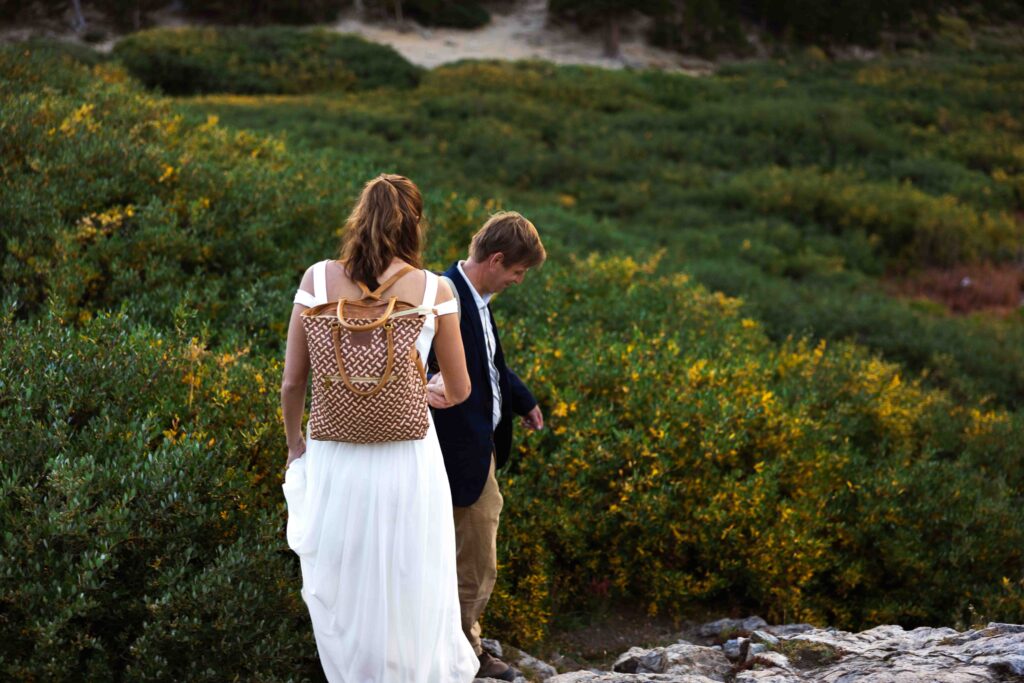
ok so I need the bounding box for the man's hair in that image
[469,211,546,268]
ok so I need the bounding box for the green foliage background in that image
[114,28,422,95]
[2,20,1024,681]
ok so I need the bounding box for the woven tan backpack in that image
[301,264,435,444]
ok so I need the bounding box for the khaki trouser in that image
[452,454,504,656]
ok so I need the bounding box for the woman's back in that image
[322,259,428,306]
[295,258,469,406]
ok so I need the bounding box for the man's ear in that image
[488,252,506,268]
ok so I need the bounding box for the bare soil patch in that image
[883,263,1024,316]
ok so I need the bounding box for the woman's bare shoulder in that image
[435,275,455,303]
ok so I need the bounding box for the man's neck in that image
[461,259,492,297]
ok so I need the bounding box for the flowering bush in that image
[484,253,1024,645]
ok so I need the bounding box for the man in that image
[427,211,546,681]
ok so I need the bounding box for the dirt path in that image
[331,1,713,75]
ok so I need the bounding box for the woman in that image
[280,174,477,683]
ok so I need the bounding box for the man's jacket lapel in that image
[446,263,486,375]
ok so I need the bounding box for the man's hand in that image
[521,404,544,431]
[427,374,454,409]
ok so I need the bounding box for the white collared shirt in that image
[457,261,502,430]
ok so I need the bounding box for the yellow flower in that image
[553,401,568,418]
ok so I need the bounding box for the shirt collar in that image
[457,260,492,308]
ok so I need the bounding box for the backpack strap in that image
[313,260,328,305]
[358,265,417,300]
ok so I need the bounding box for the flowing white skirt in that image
[282,421,478,683]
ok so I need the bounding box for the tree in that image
[549,0,669,58]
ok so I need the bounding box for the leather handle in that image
[335,296,397,331]
[332,323,395,398]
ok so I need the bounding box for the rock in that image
[734,671,798,683]
[613,646,666,673]
[552,621,1024,683]
[750,651,791,669]
[611,642,732,681]
[750,630,780,647]
[508,646,559,681]
[742,622,1024,682]
[482,638,503,659]
[548,672,720,683]
[721,638,743,661]
[743,643,767,666]
[761,624,815,638]
[697,616,769,640]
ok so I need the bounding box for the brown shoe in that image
[476,651,516,681]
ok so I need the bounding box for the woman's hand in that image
[286,438,306,469]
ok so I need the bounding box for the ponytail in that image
[340,174,424,289]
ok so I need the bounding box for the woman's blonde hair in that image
[340,174,424,289]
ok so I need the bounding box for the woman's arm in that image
[281,268,314,466]
[431,278,471,406]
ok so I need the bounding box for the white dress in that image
[282,261,477,683]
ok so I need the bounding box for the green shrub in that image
[488,254,1024,643]
[188,50,1024,410]
[0,310,319,680]
[113,27,421,95]
[11,38,110,66]
[0,46,357,349]
[720,167,1023,268]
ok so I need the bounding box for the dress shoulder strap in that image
[312,260,328,305]
[422,270,439,309]
[438,275,460,318]
[293,289,318,308]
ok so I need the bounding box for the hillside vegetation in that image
[179,25,1024,409]
[1,25,1023,681]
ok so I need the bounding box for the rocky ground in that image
[476,616,1024,683]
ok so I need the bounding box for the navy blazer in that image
[428,262,537,507]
